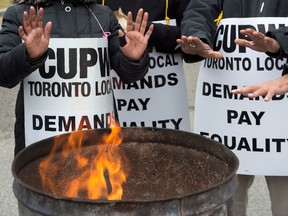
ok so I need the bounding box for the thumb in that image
[118,29,124,37]
[118,29,127,47]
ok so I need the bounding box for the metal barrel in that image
[12,127,239,216]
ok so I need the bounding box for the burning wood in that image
[38,123,128,200]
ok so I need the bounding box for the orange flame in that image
[38,124,127,200]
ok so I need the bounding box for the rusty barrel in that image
[12,127,239,216]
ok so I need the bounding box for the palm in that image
[120,9,153,61]
[235,28,280,54]
[121,31,148,60]
[177,36,223,59]
[232,75,288,102]
[19,6,52,61]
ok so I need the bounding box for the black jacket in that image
[265,27,288,75]
[0,0,150,155]
[181,0,288,63]
[99,0,190,53]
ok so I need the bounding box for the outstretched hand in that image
[231,75,288,102]
[234,28,280,53]
[19,6,52,61]
[176,36,223,59]
[232,28,285,102]
[119,8,154,61]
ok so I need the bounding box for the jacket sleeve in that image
[147,22,180,54]
[0,6,47,89]
[180,0,222,63]
[147,0,190,54]
[107,10,149,84]
[265,26,288,76]
[265,27,288,58]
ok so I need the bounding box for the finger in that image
[144,23,154,40]
[118,29,124,37]
[181,35,188,40]
[234,39,253,48]
[247,93,258,98]
[251,35,267,46]
[176,39,184,44]
[239,29,256,40]
[246,86,269,98]
[134,8,144,32]
[181,37,190,45]
[193,37,203,44]
[176,40,185,46]
[187,37,204,49]
[232,87,253,95]
[44,21,52,40]
[231,86,254,95]
[247,90,264,99]
[36,7,44,28]
[263,90,275,102]
[240,28,256,36]
[186,36,196,43]
[178,35,189,45]
[231,89,243,95]
[239,29,257,42]
[248,30,266,43]
[29,6,37,29]
[210,51,223,59]
[22,11,31,33]
[18,26,26,40]
[239,29,249,35]
[252,30,265,38]
[139,12,148,35]
[126,11,133,32]
[244,32,255,40]
[177,40,190,51]
[187,40,197,48]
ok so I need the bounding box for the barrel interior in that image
[13,127,238,202]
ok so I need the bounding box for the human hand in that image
[231,74,288,102]
[119,8,154,61]
[176,36,223,59]
[19,6,52,61]
[234,28,280,53]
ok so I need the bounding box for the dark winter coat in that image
[0,0,150,155]
[99,0,190,53]
[181,0,288,63]
[265,27,288,75]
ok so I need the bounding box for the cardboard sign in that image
[24,38,115,145]
[111,47,191,131]
[195,18,288,175]
[110,19,190,131]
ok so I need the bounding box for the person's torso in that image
[13,1,116,38]
[223,0,288,18]
[99,0,189,26]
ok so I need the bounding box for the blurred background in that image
[0,0,12,10]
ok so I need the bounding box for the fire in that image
[38,124,127,200]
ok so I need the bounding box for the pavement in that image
[0,62,272,215]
